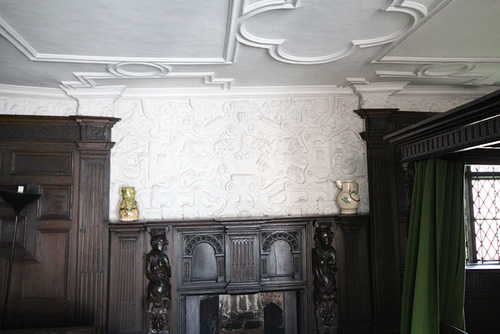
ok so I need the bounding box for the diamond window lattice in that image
[470,165,500,263]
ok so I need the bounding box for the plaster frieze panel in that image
[0,97,76,116]
[110,94,368,220]
[386,95,477,112]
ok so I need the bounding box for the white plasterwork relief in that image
[360,94,478,112]
[0,97,77,116]
[110,94,368,220]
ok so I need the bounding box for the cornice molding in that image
[62,86,126,117]
[0,84,70,99]
[120,85,353,99]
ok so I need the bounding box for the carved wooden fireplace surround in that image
[108,214,371,334]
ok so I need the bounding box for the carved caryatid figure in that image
[313,222,338,334]
[146,228,172,334]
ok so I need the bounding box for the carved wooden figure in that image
[313,221,338,334]
[146,228,172,334]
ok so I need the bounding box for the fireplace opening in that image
[186,291,299,334]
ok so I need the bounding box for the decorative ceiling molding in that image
[0,83,71,98]
[107,62,172,78]
[59,66,234,91]
[376,56,500,63]
[120,85,352,99]
[0,4,240,65]
[236,0,422,65]
[241,0,300,15]
[376,62,495,86]
[372,0,500,66]
[0,1,498,91]
[371,0,452,63]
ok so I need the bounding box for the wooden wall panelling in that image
[355,109,438,333]
[0,142,78,328]
[0,115,118,330]
[108,215,374,334]
[334,214,371,333]
[465,269,500,333]
[108,222,146,334]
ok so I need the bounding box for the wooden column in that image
[75,117,118,328]
[355,109,436,333]
[335,214,371,333]
[108,223,145,334]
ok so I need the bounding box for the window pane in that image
[469,165,500,263]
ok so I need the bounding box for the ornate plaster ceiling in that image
[0,0,499,94]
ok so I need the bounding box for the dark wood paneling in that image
[0,115,118,330]
[11,152,73,176]
[108,215,372,334]
[37,184,73,220]
[465,269,500,333]
[356,109,438,334]
[335,214,371,333]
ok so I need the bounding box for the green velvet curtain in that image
[401,158,466,333]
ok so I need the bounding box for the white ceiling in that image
[0,0,499,94]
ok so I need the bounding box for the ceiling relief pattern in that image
[0,1,498,93]
[377,62,496,86]
[0,1,237,64]
[237,0,419,64]
[110,94,367,219]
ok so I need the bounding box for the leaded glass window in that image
[466,165,500,264]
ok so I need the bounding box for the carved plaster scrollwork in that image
[0,96,76,116]
[110,94,368,219]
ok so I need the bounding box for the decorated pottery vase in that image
[119,187,139,221]
[336,180,360,214]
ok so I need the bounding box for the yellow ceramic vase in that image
[119,187,139,221]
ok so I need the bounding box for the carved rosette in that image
[312,221,338,334]
[146,227,172,334]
